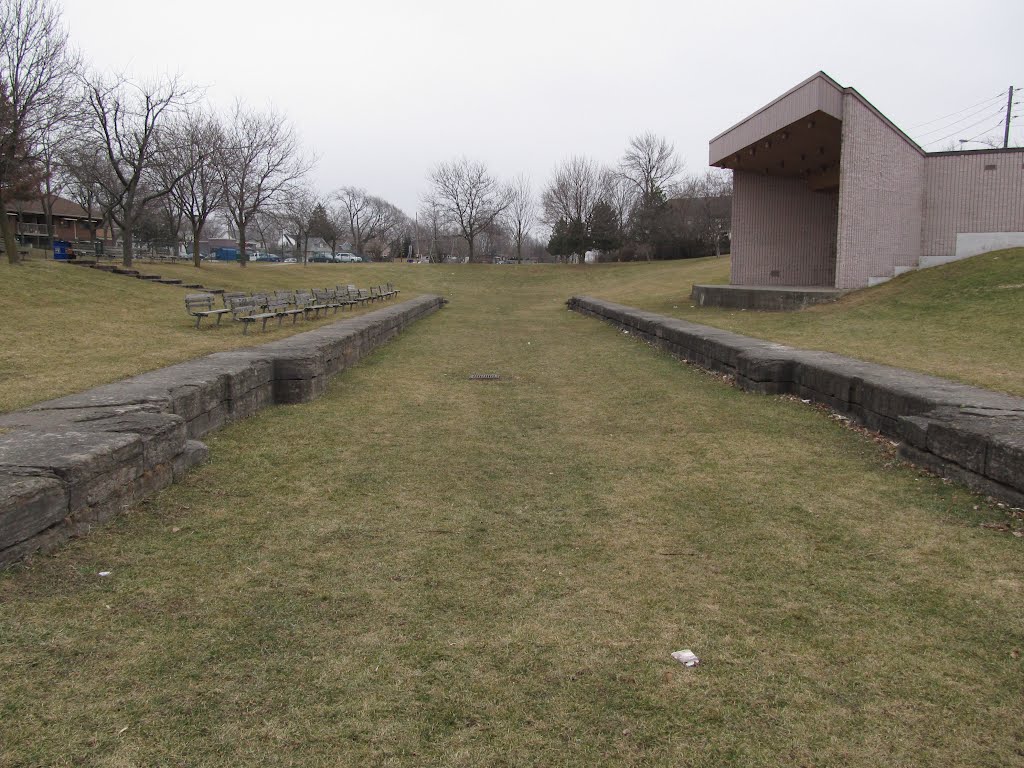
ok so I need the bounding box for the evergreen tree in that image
[589,200,621,253]
[628,187,669,248]
[547,217,569,257]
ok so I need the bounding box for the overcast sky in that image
[64,0,1023,217]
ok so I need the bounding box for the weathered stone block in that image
[173,440,209,482]
[896,415,931,449]
[0,473,68,553]
[984,428,1024,492]
[926,422,989,474]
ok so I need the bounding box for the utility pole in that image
[1004,85,1014,149]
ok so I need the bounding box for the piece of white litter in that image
[98,571,112,577]
[671,649,700,667]
[800,398,811,404]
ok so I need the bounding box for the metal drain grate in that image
[468,373,501,380]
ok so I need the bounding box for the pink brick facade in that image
[922,151,1024,258]
[712,72,1024,290]
[732,172,837,286]
[835,94,925,289]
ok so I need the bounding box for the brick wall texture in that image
[922,152,1024,257]
[731,171,838,287]
[835,94,925,289]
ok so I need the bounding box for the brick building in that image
[6,195,105,250]
[709,72,1024,291]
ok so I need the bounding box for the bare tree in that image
[0,0,79,263]
[280,185,319,263]
[600,168,637,236]
[83,73,195,266]
[333,185,406,258]
[163,110,225,267]
[541,155,602,229]
[503,174,535,261]
[427,157,510,263]
[58,135,110,245]
[618,132,683,199]
[218,101,311,268]
[309,201,345,256]
[688,169,733,257]
[417,197,446,262]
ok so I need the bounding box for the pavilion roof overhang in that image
[712,111,843,192]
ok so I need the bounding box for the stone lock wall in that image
[0,295,445,568]
[568,296,1024,507]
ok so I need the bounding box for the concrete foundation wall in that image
[835,94,925,289]
[922,150,1024,261]
[731,171,838,287]
[0,295,445,568]
[568,296,1024,507]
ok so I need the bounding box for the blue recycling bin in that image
[53,240,71,260]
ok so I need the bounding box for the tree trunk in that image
[122,225,134,267]
[192,223,202,268]
[41,192,54,247]
[0,193,21,265]
[237,224,247,268]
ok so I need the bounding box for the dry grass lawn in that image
[1,249,1022,415]
[1,257,1021,766]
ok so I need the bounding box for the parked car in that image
[308,253,335,263]
[283,257,297,264]
[335,252,362,263]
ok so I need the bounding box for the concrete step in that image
[867,275,893,287]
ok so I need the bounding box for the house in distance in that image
[693,72,1024,309]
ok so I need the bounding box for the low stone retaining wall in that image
[0,295,445,567]
[690,284,847,311]
[568,296,1024,507]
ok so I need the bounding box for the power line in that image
[952,121,1006,147]
[906,89,1007,130]
[914,100,1008,139]
[920,108,1007,147]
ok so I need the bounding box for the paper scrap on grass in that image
[671,649,700,667]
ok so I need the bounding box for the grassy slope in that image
[590,249,1024,396]
[0,260,422,413]
[0,261,1022,766]
[2,249,1022,415]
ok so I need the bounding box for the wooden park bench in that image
[333,286,361,310]
[312,288,341,314]
[268,296,304,325]
[295,290,327,319]
[230,301,279,334]
[222,291,247,308]
[185,293,231,329]
[342,285,370,306]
